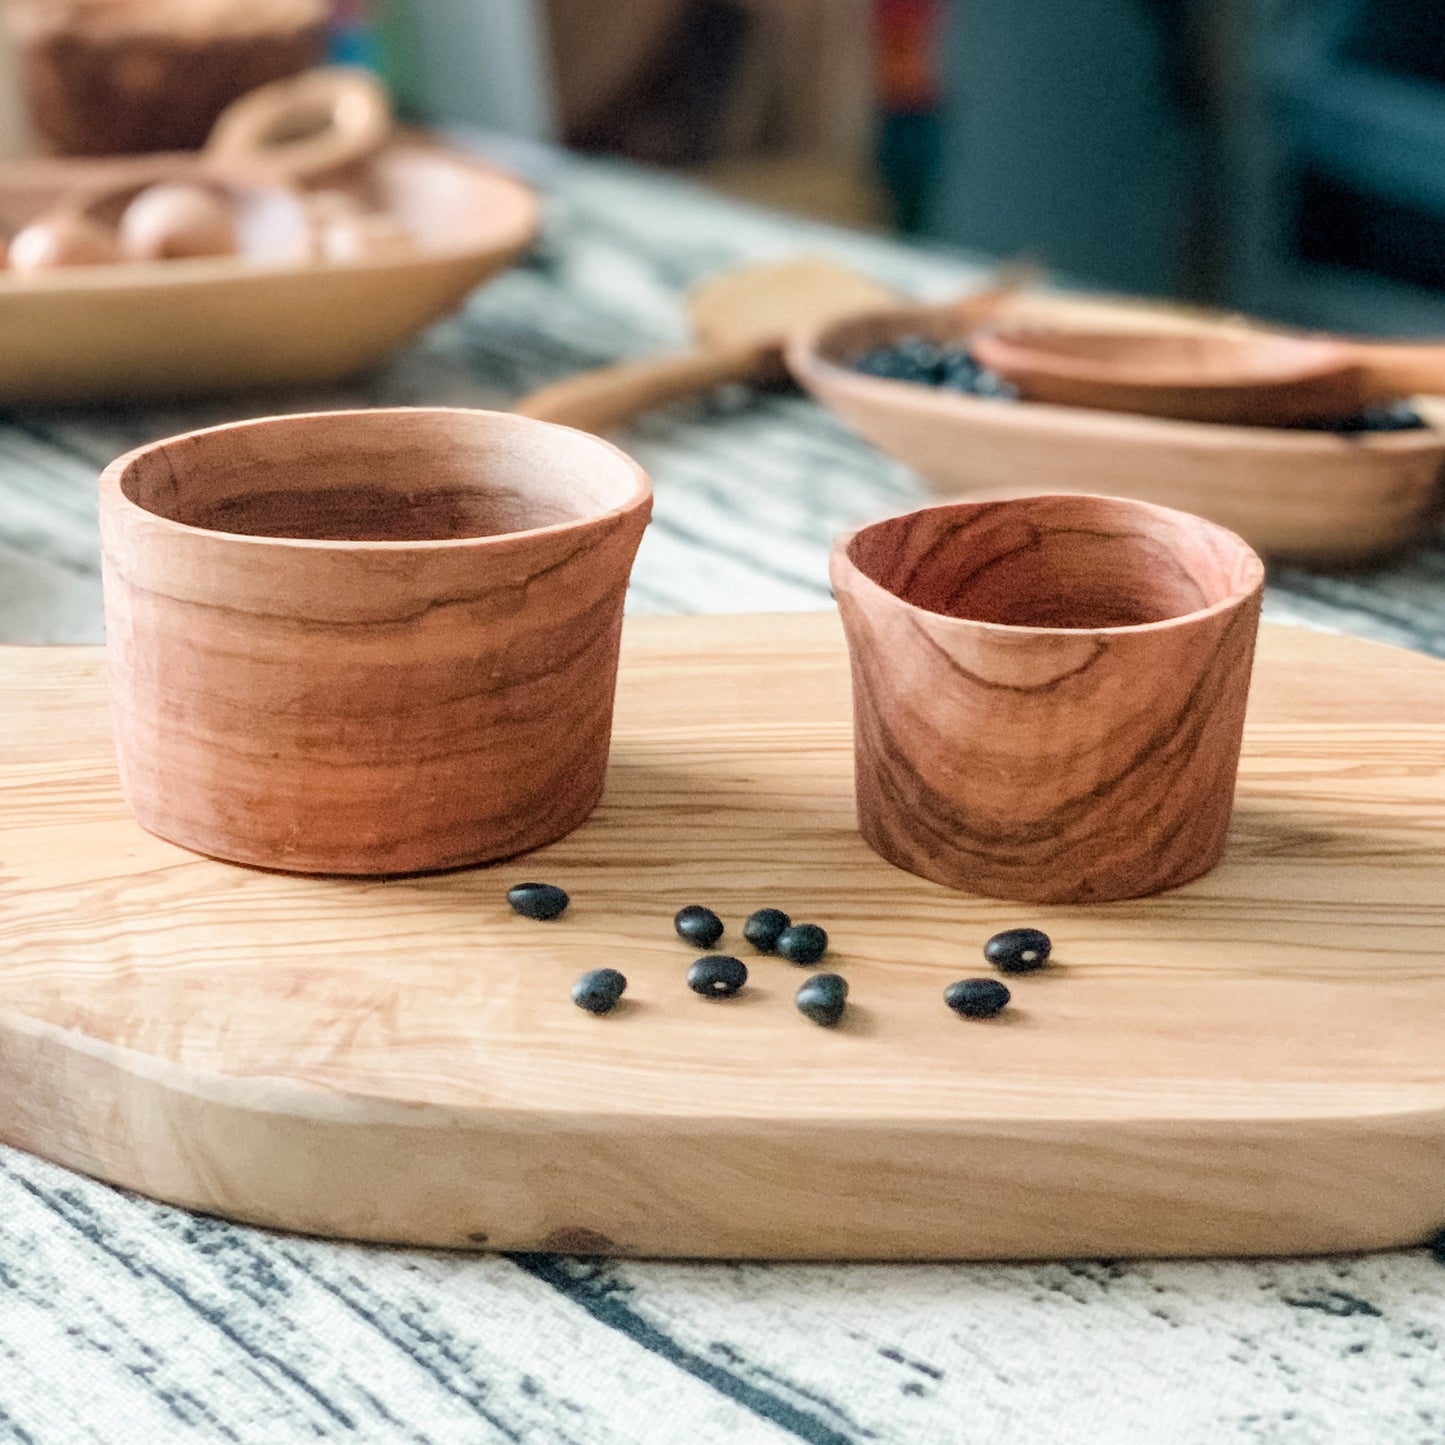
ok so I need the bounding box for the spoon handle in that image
[513,342,769,434]
[1357,343,1445,402]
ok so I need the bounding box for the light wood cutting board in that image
[1,613,1443,1259]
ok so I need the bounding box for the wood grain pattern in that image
[831,495,1264,903]
[787,303,1445,563]
[1,612,1444,1259]
[99,407,652,874]
[0,141,539,402]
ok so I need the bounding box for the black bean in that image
[1429,1228,1445,1266]
[795,973,848,1027]
[686,955,748,997]
[854,345,916,381]
[507,882,570,920]
[984,927,1052,974]
[851,339,1020,401]
[775,923,828,965]
[944,978,1011,1018]
[1297,401,1428,433]
[674,905,724,948]
[571,968,626,1014]
[743,907,791,952]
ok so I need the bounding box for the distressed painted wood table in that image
[0,135,1442,1444]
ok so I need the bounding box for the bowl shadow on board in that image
[150,748,856,891]
[1224,796,1418,865]
[149,755,1398,917]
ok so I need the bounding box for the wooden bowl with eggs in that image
[0,141,538,403]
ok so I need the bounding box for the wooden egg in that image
[7,212,120,271]
[118,183,238,261]
[303,189,364,224]
[317,210,414,264]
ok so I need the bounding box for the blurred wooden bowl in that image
[0,142,539,403]
[787,301,1445,564]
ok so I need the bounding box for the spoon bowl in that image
[971,325,1445,427]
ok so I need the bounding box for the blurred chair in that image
[384,0,556,139]
[1224,0,1445,333]
[925,0,1208,297]
[545,0,881,225]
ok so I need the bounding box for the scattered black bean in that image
[674,904,724,948]
[686,955,748,997]
[795,973,848,1027]
[851,335,1019,399]
[984,927,1052,974]
[775,923,828,965]
[571,968,626,1014]
[944,978,1011,1018]
[1429,1228,1445,1266]
[743,907,791,952]
[507,882,570,920]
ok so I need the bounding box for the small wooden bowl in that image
[0,142,539,403]
[100,407,652,875]
[831,494,1264,903]
[789,303,1445,564]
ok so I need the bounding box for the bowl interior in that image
[806,305,972,370]
[118,409,645,543]
[846,495,1262,630]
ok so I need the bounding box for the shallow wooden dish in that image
[787,302,1445,564]
[2,612,1443,1260]
[0,142,538,403]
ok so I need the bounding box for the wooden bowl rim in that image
[788,305,1445,457]
[831,493,1265,638]
[0,144,539,297]
[99,406,653,553]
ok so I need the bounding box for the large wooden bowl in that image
[100,407,652,875]
[0,142,539,403]
[787,301,1445,564]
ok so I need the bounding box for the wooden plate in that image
[0,142,538,403]
[1,613,1443,1259]
[787,301,1445,565]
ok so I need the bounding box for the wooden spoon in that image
[515,256,899,433]
[970,325,1445,426]
[515,257,1038,434]
[5,68,392,269]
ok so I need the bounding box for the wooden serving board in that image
[2,613,1444,1260]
